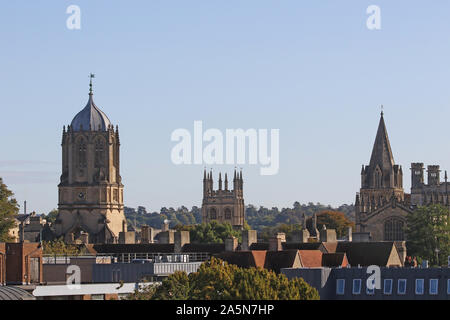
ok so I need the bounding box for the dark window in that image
[398,279,407,295]
[95,139,105,168]
[429,279,438,295]
[336,279,345,295]
[415,279,424,295]
[210,208,217,220]
[352,279,361,295]
[383,279,393,295]
[78,139,87,168]
[384,218,404,241]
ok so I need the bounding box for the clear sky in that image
[1,1,450,214]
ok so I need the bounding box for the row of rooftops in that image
[80,240,404,269]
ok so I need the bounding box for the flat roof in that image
[32,282,156,297]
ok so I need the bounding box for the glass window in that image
[336,279,345,295]
[366,280,375,295]
[415,279,424,295]
[429,279,438,295]
[91,294,105,300]
[352,279,361,295]
[383,279,393,295]
[398,279,407,295]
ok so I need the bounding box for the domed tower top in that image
[70,74,111,131]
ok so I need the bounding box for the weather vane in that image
[89,73,95,94]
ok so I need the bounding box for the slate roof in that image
[249,242,269,250]
[335,242,400,267]
[282,242,329,253]
[15,214,30,223]
[182,243,225,254]
[264,250,300,273]
[321,253,348,267]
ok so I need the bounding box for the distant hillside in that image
[124,202,355,231]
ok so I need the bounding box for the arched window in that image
[384,218,404,241]
[225,208,232,220]
[95,138,105,168]
[78,139,87,168]
[209,208,217,220]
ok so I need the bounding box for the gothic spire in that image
[369,111,395,170]
[225,173,228,190]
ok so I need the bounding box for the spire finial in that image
[380,105,384,117]
[89,73,95,95]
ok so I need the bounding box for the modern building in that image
[282,266,450,300]
[54,77,127,244]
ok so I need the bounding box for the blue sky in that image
[1,1,450,214]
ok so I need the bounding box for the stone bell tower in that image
[202,169,245,229]
[54,75,126,243]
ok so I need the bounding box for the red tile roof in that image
[298,250,323,268]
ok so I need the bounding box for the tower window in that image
[209,208,217,220]
[225,208,232,220]
[78,139,87,168]
[95,139,105,168]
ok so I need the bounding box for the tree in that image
[175,221,243,244]
[42,239,82,255]
[406,204,450,266]
[0,177,19,242]
[46,209,59,224]
[128,258,319,300]
[307,210,355,238]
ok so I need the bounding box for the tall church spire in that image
[369,111,395,170]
